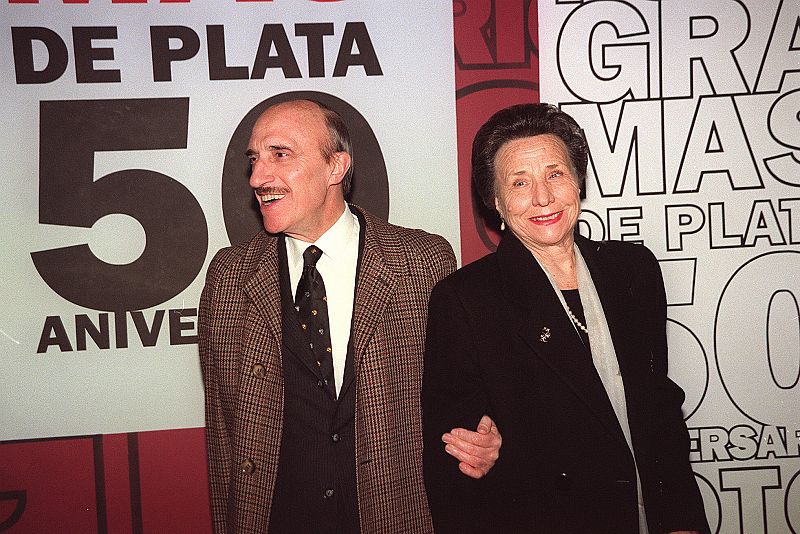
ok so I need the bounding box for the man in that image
[199,99,500,533]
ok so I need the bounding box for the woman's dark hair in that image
[471,103,589,209]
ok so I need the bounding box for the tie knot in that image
[302,245,322,267]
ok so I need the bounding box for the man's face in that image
[247,101,346,242]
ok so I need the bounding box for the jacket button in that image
[331,433,340,443]
[556,472,572,491]
[324,488,335,499]
[240,459,255,475]
[251,363,266,379]
[316,380,324,388]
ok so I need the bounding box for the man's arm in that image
[198,252,232,533]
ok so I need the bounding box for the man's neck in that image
[285,200,347,243]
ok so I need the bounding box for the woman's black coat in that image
[422,232,710,534]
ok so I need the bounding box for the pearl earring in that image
[500,219,506,231]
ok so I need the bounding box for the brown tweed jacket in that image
[199,206,456,534]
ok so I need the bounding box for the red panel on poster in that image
[137,428,212,533]
[0,429,210,533]
[453,0,540,264]
[0,437,98,533]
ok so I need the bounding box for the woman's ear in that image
[494,197,507,231]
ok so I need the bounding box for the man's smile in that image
[255,187,288,205]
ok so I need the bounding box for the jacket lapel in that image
[497,233,629,447]
[241,235,283,351]
[338,210,401,399]
[576,235,651,406]
[242,236,334,398]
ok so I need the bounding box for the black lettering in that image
[76,313,110,350]
[11,26,68,84]
[115,311,128,349]
[72,26,120,83]
[150,25,201,82]
[207,25,249,81]
[169,308,198,345]
[333,22,382,77]
[131,310,165,347]
[30,98,207,311]
[295,23,334,78]
[252,24,301,79]
[37,316,73,353]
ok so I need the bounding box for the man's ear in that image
[327,151,351,186]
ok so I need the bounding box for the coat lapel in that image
[240,235,283,351]
[497,233,629,447]
[576,235,651,406]
[339,210,402,399]
[242,235,336,399]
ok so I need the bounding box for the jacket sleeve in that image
[634,245,710,534]
[422,278,493,533]
[418,233,458,285]
[198,251,232,534]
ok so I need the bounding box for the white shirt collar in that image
[285,204,359,269]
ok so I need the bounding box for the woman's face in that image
[493,134,581,253]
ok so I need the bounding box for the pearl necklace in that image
[566,306,589,334]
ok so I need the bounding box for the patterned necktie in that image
[295,245,335,395]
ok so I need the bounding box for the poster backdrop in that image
[537,0,800,531]
[0,0,459,440]
[0,1,458,531]
[2,0,799,533]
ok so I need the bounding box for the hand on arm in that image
[442,414,501,479]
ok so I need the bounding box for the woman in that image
[422,104,709,534]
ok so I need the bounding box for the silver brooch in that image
[539,326,551,343]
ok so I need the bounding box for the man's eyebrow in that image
[268,144,291,151]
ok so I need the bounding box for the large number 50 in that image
[31,98,208,312]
